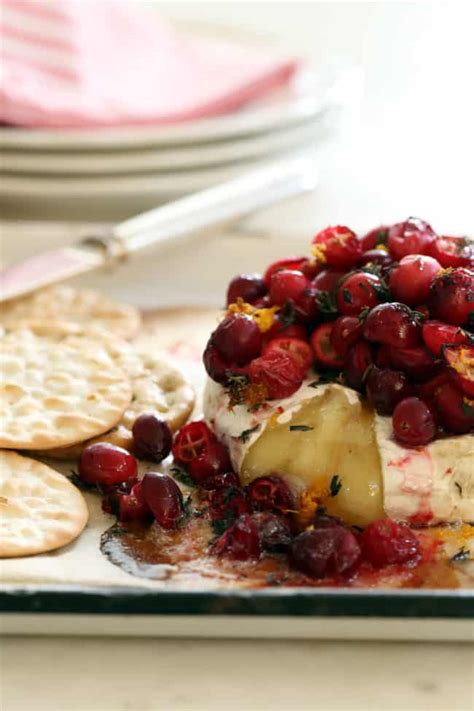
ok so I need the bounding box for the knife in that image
[0,156,317,303]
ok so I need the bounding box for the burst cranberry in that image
[392,397,437,446]
[377,344,441,381]
[290,526,361,579]
[366,367,413,415]
[263,337,313,373]
[336,272,383,316]
[211,513,261,560]
[263,317,307,343]
[361,518,420,567]
[359,249,393,271]
[209,487,249,528]
[389,255,442,306]
[102,480,151,523]
[360,225,389,251]
[203,342,229,384]
[330,316,364,356]
[249,351,304,399]
[443,345,474,397]
[79,443,138,488]
[142,471,184,529]
[363,303,422,348]
[312,268,345,293]
[263,256,306,288]
[252,512,292,552]
[312,225,362,269]
[429,267,474,327]
[132,414,172,463]
[188,442,232,483]
[212,313,262,366]
[433,381,474,434]
[387,217,436,260]
[422,320,471,356]
[428,236,474,269]
[246,475,294,514]
[172,421,216,465]
[226,274,266,306]
[201,470,240,491]
[344,341,373,390]
[269,269,309,306]
[310,322,344,369]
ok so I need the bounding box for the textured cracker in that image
[0,327,132,450]
[0,285,141,340]
[0,450,88,557]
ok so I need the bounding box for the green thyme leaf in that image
[279,300,297,327]
[329,474,342,497]
[171,465,195,487]
[289,424,314,432]
[451,546,470,563]
[238,424,261,443]
[455,481,463,496]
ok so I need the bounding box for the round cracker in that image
[0,450,88,557]
[0,285,141,340]
[0,327,132,450]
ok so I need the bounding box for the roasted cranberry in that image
[330,315,363,356]
[263,337,313,373]
[389,255,442,306]
[387,217,436,260]
[249,351,304,399]
[269,269,309,307]
[263,317,307,343]
[312,268,345,293]
[363,303,422,348]
[360,225,389,251]
[79,443,138,488]
[263,256,306,288]
[246,475,294,514]
[226,274,266,306]
[188,441,232,483]
[212,313,262,366]
[300,258,322,280]
[102,480,151,523]
[344,341,374,390]
[360,518,420,567]
[443,345,474,397]
[312,225,362,269]
[172,421,216,465]
[310,322,345,369]
[293,286,320,324]
[433,381,474,434]
[289,526,361,579]
[377,344,441,381]
[392,397,437,446]
[142,471,184,529]
[429,267,474,327]
[422,320,471,356]
[359,249,393,270]
[132,414,172,462]
[428,236,474,269]
[252,512,292,552]
[211,513,261,560]
[200,470,240,491]
[209,487,250,528]
[366,367,413,415]
[336,272,383,316]
[203,342,230,384]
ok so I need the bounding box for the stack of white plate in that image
[0,65,359,221]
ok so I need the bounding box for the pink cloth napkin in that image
[0,0,299,128]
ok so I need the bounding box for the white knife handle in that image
[113,155,317,254]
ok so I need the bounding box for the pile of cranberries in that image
[203,217,474,446]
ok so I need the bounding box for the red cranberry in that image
[417,370,450,406]
[263,256,306,288]
[377,344,441,381]
[344,341,374,390]
[330,316,364,357]
[429,267,474,327]
[360,518,420,567]
[252,511,292,552]
[209,486,249,528]
[246,475,294,514]
[336,272,383,316]
[79,443,138,488]
[389,255,442,306]
[289,526,361,579]
[359,249,393,270]
[102,480,151,523]
[312,225,362,269]
[363,303,422,348]
[387,217,436,260]
[433,381,474,434]
[132,414,172,463]
[269,269,309,307]
[312,268,345,293]
[142,471,184,529]
[310,322,345,369]
[422,320,471,356]
[201,471,240,491]
[212,313,262,366]
[263,337,313,373]
[366,367,414,415]
[226,274,266,306]
[249,351,304,399]
[360,225,389,251]
[392,397,437,446]
[211,513,261,560]
[172,421,216,465]
[188,441,232,483]
[443,345,474,397]
[293,286,320,324]
[428,236,474,269]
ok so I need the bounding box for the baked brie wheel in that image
[204,379,474,528]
